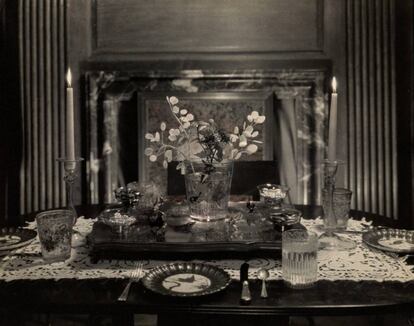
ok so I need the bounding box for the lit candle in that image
[66,68,75,161]
[327,77,338,162]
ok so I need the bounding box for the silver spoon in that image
[258,268,269,298]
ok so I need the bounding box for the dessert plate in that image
[142,262,230,297]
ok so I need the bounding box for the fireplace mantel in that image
[85,68,327,205]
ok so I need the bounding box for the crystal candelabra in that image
[318,160,356,250]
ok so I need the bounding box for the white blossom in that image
[165,149,173,162]
[244,125,254,137]
[169,96,179,105]
[256,116,266,124]
[151,132,160,142]
[229,134,238,142]
[239,134,247,147]
[169,128,180,136]
[251,111,259,119]
[246,144,258,154]
[160,122,166,131]
[149,155,157,162]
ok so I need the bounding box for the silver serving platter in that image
[362,228,414,254]
[142,262,231,297]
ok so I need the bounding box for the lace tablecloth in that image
[0,217,413,282]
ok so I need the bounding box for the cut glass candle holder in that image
[57,157,84,247]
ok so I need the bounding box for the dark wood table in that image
[1,205,413,325]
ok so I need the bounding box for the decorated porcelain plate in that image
[0,228,37,252]
[142,263,231,297]
[363,228,414,254]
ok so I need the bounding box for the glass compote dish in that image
[98,184,154,237]
[257,184,301,231]
[318,160,356,250]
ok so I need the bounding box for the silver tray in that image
[362,228,414,254]
[142,263,231,297]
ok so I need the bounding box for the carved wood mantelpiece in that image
[85,69,327,205]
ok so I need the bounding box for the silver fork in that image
[118,262,143,301]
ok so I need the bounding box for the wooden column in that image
[18,0,67,214]
[346,0,397,219]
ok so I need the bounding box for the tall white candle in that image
[327,77,338,162]
[66,68,75,161]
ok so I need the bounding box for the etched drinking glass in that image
[282,229,318,289]
[36,209,74,263]
[322,188,352,231]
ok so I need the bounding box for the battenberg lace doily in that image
[0,217,413,282]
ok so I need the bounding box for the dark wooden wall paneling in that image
[346,0,397,219]
[18,0,67,214]
[394,0,414,227]
[94,0,323,54]
[1,0,21,224]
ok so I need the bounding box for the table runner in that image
[0,217,413,282]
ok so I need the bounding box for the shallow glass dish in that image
[268,207,302,226]
[98,208,137,233]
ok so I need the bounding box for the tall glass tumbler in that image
[36,209,74,263]
[322,188,352,231]
[282,230,318,289]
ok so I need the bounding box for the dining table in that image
[0,204,413,326]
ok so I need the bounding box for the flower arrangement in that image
[145,96,266,174]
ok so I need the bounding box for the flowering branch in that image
[145,96,266,174]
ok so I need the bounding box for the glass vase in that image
[184,160,234,222]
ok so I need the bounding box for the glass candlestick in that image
[323,160,340,231]
[319,160,356,250]
[57,157,84,248]
[57,158,84,222]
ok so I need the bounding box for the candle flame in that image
[332,77,337,93]
[66,68,72,87]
